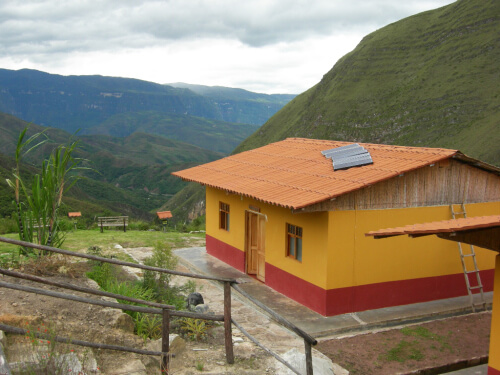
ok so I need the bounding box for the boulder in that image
[142,334,186,369]
[186,292,204,309]
[275,347,348,375]
[194,304,210,314]
[114,359,147,375]
[101,308,135,333]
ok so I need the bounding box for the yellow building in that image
[173,138,500,316]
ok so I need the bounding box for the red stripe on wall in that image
[265,263,327,314]
[206,235,245,272]
[265,263,495,316]
[488,366,500,375]
[326,269,495,316]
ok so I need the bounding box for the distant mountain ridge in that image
[0,69,294,138]
[168,82,295,125]
[235,0,500,166]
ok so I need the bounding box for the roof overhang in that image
[453,152,500,176]
[366,215,500,252]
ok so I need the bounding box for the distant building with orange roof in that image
[68,212,82,218]
[173,138,500,316]
[157,211,173,220]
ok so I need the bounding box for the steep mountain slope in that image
[168,83,295,125]
[83,111,259,154]
[235,0,499,165]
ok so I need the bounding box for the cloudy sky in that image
[0,0,454,94]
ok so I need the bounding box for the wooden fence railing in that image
[0,236,316,375]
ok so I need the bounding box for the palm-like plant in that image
[7,128,86,254]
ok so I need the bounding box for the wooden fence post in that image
[305,339,313,375]
[224,281,234,364]
[161,308,170,374]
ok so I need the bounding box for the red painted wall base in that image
[488,366,500,375]
[266,263,494,316]
[206,234,245,272]
[206,235,495,316]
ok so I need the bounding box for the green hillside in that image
[78,132,223,195]
[0,112,223,219]
[84,111,259,154]
[235,0,500,166]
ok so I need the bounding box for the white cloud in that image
[0,0,455,94]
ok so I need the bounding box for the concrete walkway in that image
[174,246,492,374]
[445,364,488,374]
[174,247,492,338]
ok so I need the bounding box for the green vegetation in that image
[236,0,500,166]
[381,326,452,363]
[7,128,85,252]
[179,318,209,341]
[86,111,259,155]
[383,340,424,362]
[0,113,219,222]
[195,360,205,371]
[142,240,194,311]
[85,241,197,339]
[401,326,452,352]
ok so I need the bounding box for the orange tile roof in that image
[366,215,500,238]
[68,212,81,217]
[172,138,463,209]
[157,211,173,219]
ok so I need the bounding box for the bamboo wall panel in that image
[299,160,500,212]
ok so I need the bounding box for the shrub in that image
[142,241,197,310]
[135,313,162,340]
[86,246,115,288]
[179,318,209,341]
[128,219,153,231]
[0,217,17,234]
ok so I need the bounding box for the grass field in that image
[0,229,205,257]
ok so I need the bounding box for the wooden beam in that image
[161,308,171,374]
[437,227,500,251]
[224,281,234,364]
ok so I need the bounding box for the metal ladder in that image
[450,204,486,312]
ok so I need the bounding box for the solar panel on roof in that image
[322,143,373,171]
[321,143,360,157]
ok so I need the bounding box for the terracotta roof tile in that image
[365,215,500,238]
[172,138,460,209]
[157,211,173,219]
